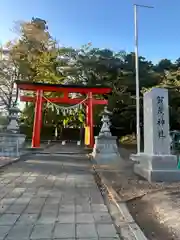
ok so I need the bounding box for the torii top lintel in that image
[16,81,112,94]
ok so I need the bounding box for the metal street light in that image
[134,4,154,153]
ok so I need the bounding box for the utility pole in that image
[134,4,154,153]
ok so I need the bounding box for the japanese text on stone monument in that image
[156,96,165,138]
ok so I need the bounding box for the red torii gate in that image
[16,81,112,148]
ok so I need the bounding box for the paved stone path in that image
[39,143,89,154]
[0,157,18,168]
[0,151,120,239]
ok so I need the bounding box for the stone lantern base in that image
[0,106,26,157]
[0,132,26,157]
[91,106,121,167]
[92,135,120,166]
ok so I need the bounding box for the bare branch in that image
[0,56,18,112]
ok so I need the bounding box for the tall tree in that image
[154,58,174,73]
[11,18,64,83]
[0,47,20,115]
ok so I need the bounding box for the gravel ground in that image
[97,146,180,240]
[127,190,180,239]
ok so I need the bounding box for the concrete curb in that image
[93,168,122,240]
[93,165,148,240]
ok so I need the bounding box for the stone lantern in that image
[99,106,112,137]
[5,106,26,148]
[91,106,120,166]
[7,106,20,133]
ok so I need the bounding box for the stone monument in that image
[92,106,120,166]
[131,88,180,182]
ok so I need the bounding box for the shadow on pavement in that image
[2,154,91,176]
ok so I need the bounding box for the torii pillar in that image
[32,89,43,148]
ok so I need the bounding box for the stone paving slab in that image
[0,151,120,240]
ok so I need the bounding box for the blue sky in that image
[0,0,179,63]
